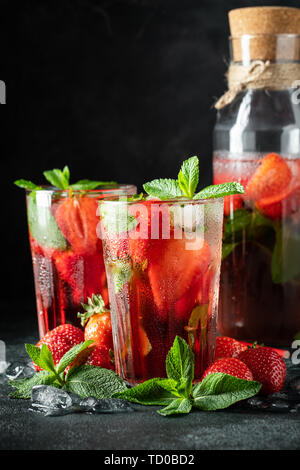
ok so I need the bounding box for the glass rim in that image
[99,196,224,205]
[24,184,137,195]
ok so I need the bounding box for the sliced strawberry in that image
[148,238,211,320]
[54,197,99,255]
[244,153,292,202]
[256,184,300,220]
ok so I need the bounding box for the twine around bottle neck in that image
[215,60,300,109]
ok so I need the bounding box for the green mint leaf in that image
[222,242,240,260]
[109,259,133,294]
[25,343,55,374]
[158,397,193,416]
[223,209,251,239]
[27,196,67,250]
[143,179,183,200]
[43,168,69,190]
[114,378,180,406]
[56,341,94,374]
[14,179,42,190]
[65,365,127,399]
[194,182,244,200]
[70,180,117,190]
[192,373,261,411]
[100,204,138,234]
[62,166,70,185]
[185,304,208,350]
[178,156,199,198]
[9,371,57,399]
[271,225,300,284]
[166,336,194,398]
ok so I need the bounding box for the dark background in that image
[2,0,300,322]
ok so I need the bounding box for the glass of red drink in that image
[25,185,136,338]
[99,196,224,385]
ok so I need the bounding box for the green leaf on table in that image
[25,343,56,374]
[114,378,180,406]
[194,182,244,200]
[9,371,57,399]
[166,336,194,398]
[143,179,183,200]
[56,341,94,374]
[192,373,261,411]
[178,156,199,198]
[158,397,193,416]
[65,365,127,399]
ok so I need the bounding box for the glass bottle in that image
[213,11,300,346]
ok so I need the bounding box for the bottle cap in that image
[229,7,300,61]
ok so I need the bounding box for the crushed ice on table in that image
[5,362,35,380]
[29,385,134,416]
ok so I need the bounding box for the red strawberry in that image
[34,324,84,371]
[237,346,286,395]
[202,357,254,381]
[256,184,300,220]
[54,197,99,255]
[66,344,114,373]
[78,294,113,350]
[215,336,248,360]
[244,153,292,202]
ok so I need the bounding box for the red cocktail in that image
[100,197,224,384]
[214,152,300,345]
[25,185,136,338]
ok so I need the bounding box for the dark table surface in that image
[1,307,300,451]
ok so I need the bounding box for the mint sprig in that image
[114,336,261,416]
[143,156,244,201]
[14,166,117,192]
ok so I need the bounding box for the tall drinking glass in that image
[25,185,136,338]
[100,197,224,384]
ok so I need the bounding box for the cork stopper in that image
[229,7,300,62]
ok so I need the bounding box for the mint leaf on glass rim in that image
[194,182,244,200]
[178,156,199,198]
[192,373,261,411]
[14,179,43,190]
[143,178,183,200]
[43,168,70,190]
[70,180,117,190]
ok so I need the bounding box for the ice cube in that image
[80,398,134,413]
[30,385,74,416]
[5,362,35,380]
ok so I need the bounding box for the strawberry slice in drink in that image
[54,197,100,255]
[256,184,300,220]
[244,153,292,203]
[147,237,211,322]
